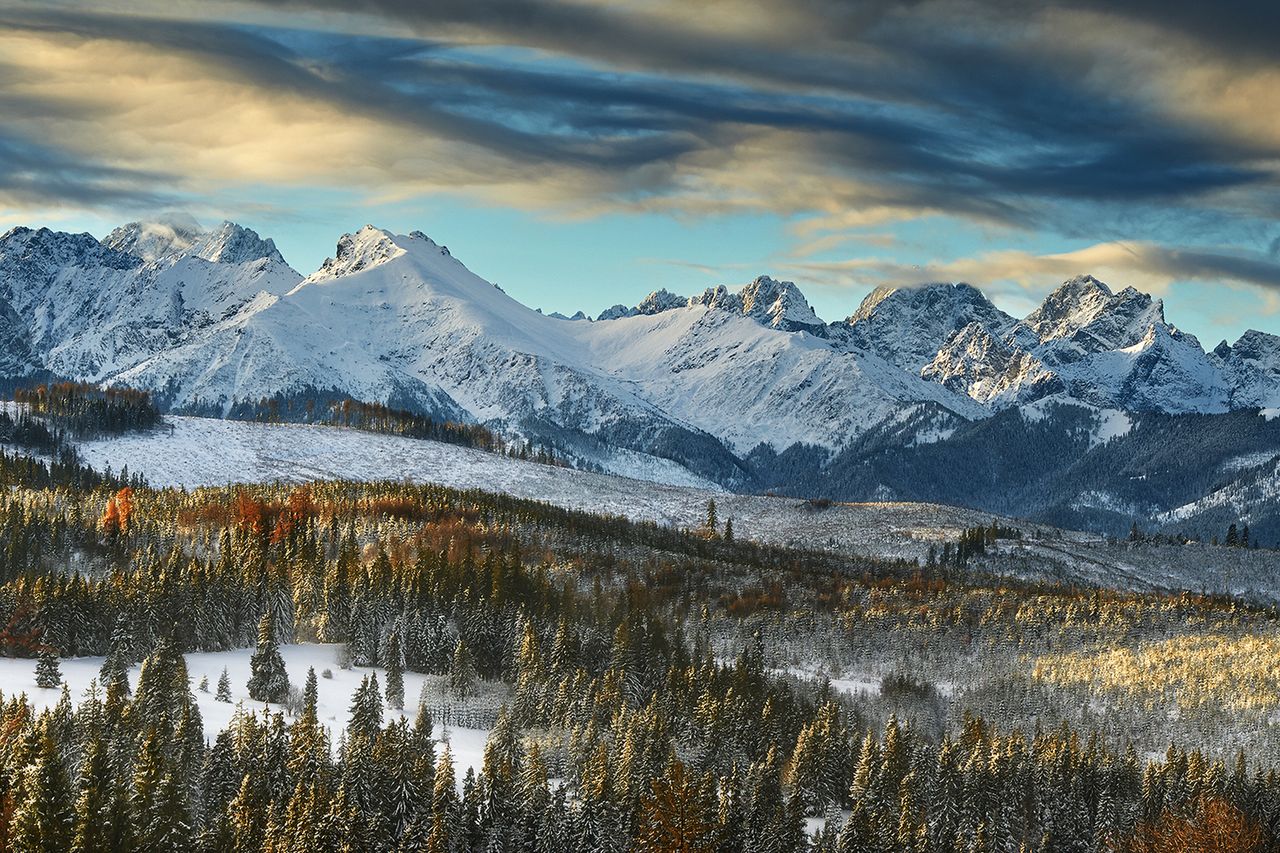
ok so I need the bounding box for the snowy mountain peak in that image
[305,225,407,283]
[1,225,136,273]
[636,288,689,315]
[1213,329,1280,408]
[103,213,205,262]
[739,275,825,333]
[1023,275,1121,344]
[102,214,287,269]
[188,221,288,266]
[842,282,1014,371]
[601,277,824,333]
[1024,277,1168,354]
[847,282,995,325]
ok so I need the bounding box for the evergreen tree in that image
[449,637,478,701]
[426,746,460,853]
[724,517,734,543]
[216,667,233,702]
[247,611,290,704]
[131,728,191,853]
[35,646,62,688]
[385,629,406,710]
[10,728,73,853]
[705,499,718,534]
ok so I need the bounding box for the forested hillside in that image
[754,403,1280,544]
[0,448,1275,851]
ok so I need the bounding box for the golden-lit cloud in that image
[781,240,1280,316]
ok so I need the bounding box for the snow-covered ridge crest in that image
[599,274,824,333]
[102,213,286,267]
[2,215,1280,491]
[303,224,410,284]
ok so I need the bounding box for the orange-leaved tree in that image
[99,486,134,535]
[1127,796,1264,853]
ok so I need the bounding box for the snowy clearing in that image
[0,643,492,781]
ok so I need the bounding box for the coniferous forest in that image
[0,441,1275,853]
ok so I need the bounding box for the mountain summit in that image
[0,218,1276,489]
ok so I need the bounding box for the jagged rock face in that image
[739,276,825,334]
[596,303,635,321]
[636,289,688,315]
[1020,275,1119,345]
[102,212,204,262]
[1213,330,1280,408]
[0,217,301,382]
[994,277,1226,413]
[840,282,1016,371]
[104,216,287,267]
[924,322,1064,405]
[604,275,823,334]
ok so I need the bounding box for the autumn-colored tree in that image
[634,756,716,853]
[273,485,315,543]
[115,487,133,531]
[1128,796,1264,853]
[233,490,266,538]
[99,487,134,535]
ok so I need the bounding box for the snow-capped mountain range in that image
[1,216,1278,508]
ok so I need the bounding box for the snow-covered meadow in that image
[0,643,493,781]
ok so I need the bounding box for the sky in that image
[1,0,1279,344]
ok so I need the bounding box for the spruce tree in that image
[302,666,319,720]
[35,646,62,689]
[385,630,406,710]
[427,746,459,853]
[449,638,478,701]
[247,611,290,704]
[71,733,110,853]
[10,728,73,852]
[216,667,233,702]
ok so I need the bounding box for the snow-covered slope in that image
[2,216,1278,492]
[0,216,301,384]
[73,415,1280,598]
[90,226,984,473]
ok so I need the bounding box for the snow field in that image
[0,643,492,783]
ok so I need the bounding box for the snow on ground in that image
[1091,409,1132,447]
[77,416,1013,562]
[776,665,882,698]
[0,643,492,781]
[1222,450,1279,472]
[74,416,1280,598]
[1263,408,1279,422]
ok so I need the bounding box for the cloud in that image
[782,241,1280,312]
[0,130,174,210]
[0,0,1276,253]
